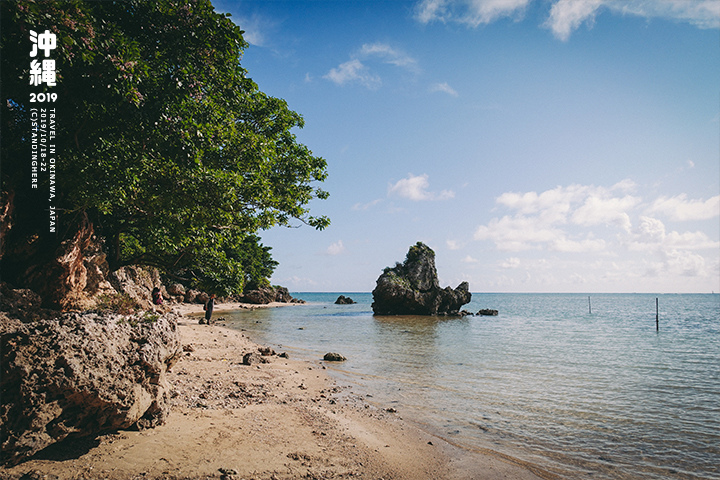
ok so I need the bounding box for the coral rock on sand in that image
[0,310,182,465]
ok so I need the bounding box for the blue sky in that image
[214,0,720,293]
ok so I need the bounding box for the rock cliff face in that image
[371,242,471,315]
[0,309,182,465]
[18,216,115,311]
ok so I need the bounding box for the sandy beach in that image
[1,303,549,480]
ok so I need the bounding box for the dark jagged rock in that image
[334,295,356,305]
[0,309,182,465]
[371,242,471,315]
[477,309,499,316]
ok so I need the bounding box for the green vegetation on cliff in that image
[1,0,327,295]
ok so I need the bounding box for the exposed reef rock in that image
[371,242,471,315]
[108,265,169,311]
[335,295,356,304]
[0,309,182,465]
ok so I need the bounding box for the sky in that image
[213,0,720,294]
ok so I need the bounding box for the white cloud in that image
[324,59,381,89]
[648,194,720,221]
[501,257,522,268]
[359,43,420,72]
[414,0,720,40]
[430,82,459,96]
[415,0,532,26]
[352,198,383,211]
[571,194,640,231]
[473,183,687,254]
[614,0,720,30]
[546,0,720,40]
[629,216,720,252]
[325,43,418,89]
[388,174,455,201]
[462,255,479,263]
[546,0,604,41]
[446,239,462,250]
[474,215,566,251]
[326,240,346,256]
[552,236,606,253]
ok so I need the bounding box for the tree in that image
[1,0,328,294]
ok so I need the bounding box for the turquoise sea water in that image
[221,293,720,480]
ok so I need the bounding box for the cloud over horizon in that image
[471,182,719,285]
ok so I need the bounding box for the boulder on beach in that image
[323,352,347,362]
[371,242,471,315]
[0,309,182,465]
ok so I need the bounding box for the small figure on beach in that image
[151,287,163,312]
[204,294,215,324]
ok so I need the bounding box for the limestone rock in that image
[108,265,164,311]
[371,242,471,315]
[19,217,114,310]
[167,283,186,296]
[0,310,182,465]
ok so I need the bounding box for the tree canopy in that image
[1,0,328,295]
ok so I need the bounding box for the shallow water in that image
[222,293,720,479]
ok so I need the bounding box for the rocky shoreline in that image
[0,302,547,480]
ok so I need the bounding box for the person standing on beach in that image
[204,294,215,323]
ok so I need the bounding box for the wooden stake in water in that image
[656,297,659,331]
[588,296,592,314]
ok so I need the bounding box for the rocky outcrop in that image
[371,242,471,315]
[0,309,182,465]
[19,216,115,311]
[335,295,356,304]
[237,286,305,305]
[108,265,168,311]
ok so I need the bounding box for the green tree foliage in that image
[1,0,328,294]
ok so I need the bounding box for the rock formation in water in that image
[0,302,182,465]
[335,295,356,304]
[371,242,471,315]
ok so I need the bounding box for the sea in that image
[220,293,719,480]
